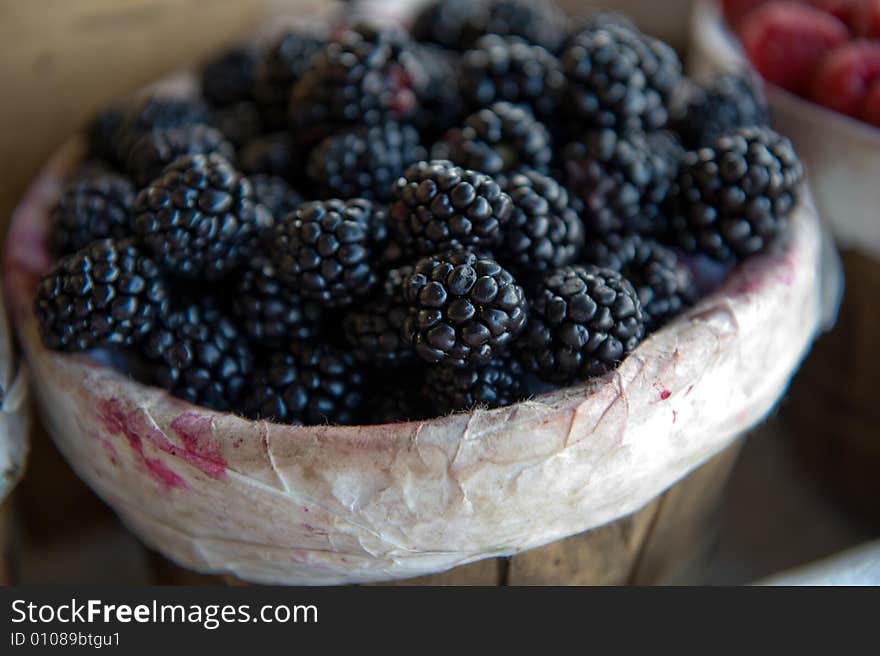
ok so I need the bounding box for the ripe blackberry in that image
[133,154,271,280]
[459,35,564,118]
[366,380,431,424]
[201,46,258,108]
[402,250,527,368]
[433,102,552,177]
[244,342,365,425]
[519,264,645,383]
[343,266,414,365]
[563,128,678,236]
[269,199,385,308]
[561,23,682,131]
[306,122,426,202]
[669,126,804,261]
[48,172,135,258]
[212,101,263,147]
[125,124,235,187]
[86,104,126,166]
[249,174,302,222]
[500,170,584,279]
[290,29,425,144]
[254,29,327,130]
[467,0,568,53]
[389,159,514,257]
[583,233,695,331]
[669,72,770,150]
[426,355,527,414]
[35,239,169,352]
[238,132,298,180]
[411,0,489,50]
[115,96,212,163]
[145,299,253,412]
[412,44,466,142]
[233,258,322,346]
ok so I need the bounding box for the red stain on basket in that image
[659,389,671,401]
[672,410,678,424]
[96,398,188,490]
[170,413,226,479]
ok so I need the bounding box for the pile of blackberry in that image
[35,0,804,426]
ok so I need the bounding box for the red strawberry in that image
[811,41,880,117]
[740,2,849,93]
[859,78,880,125]
[722,0,774,26]
[853,0,880,37]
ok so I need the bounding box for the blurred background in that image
[0,0,877,585]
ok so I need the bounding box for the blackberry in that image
[669,126,804,261]
[244,342,365,425]
[48,172,135,258]
[254,29,327,130]
[366,380,431,424]
[133,154,271,279]
[401,250,527,368]
[519,264,645,383]
[212,101,263,147]
[201,46,258,108]
[115,96,212,163]
[249,174,303,222]
[669,72,770,150]
[306,122,425,202]
[289,29,425,144]
[238,132,298,180]
[433,102,552,177]
[426,355,527,414]
[269,199,385,308]
[412,44,466,141]
[389,159,514,257]
[563,128,678,235]
[125,124,235,187]
[145,299,253,412]
[411,0,489,50]
[459,35,564,118]
[233,258,322,346]
[343,266,414,365]
[465,0,568,53]
[500,170,584,279]
[35,239,169,352]
[86,105,126,165]
[561,23,682,131]
[583,233,694,331]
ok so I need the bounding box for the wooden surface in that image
[0,0,268,238]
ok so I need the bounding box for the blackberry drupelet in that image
[254,29,327,130]
[145,299,253,412]
[289,29,425,144]
[244,342,365,425]
[563,128,678,235]
[669,72,770,150]
[48,172,135,257]
[389,159,514,257]
[583,233,695,331]
[412,44,466,142]
[249,174,303,222]
[366,379,431,424]
[306,122,426,202]
[411,0,489,50]
[233,258,322,346]
[201,46,258,108]
[669,126,804,261]
[115,96,212,164]
[519,264,645,382]
[426,355,527,414]
[35,239,169,352]
[343,266,414,365]
[133,153,271,280]
[466,0,568,53]
[500,170,584,279]
[561,23,682,131]
[459,35,564,118]
[238,132,298,180]
[401,250,528,368]
[269,199,386,308]
[125,124,235,187]
[433,102,552,177]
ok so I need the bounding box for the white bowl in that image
[690,0,880,260]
